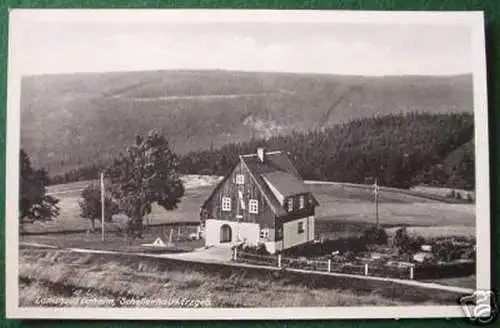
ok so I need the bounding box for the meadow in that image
[22,176,475,240]
[19,177,477,306]
[19,248,458,307]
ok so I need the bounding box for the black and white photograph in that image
[5,10,490,320]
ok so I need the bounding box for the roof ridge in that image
[240,150,283,157]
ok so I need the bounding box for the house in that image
[199,148,319,254]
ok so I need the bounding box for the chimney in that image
[257,147,265,163]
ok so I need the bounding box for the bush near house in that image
[235,243,270,256]
[362,226,388,245]
[233,225,477,281]
[393,227,426,254]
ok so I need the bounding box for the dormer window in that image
[236,174,244,185]
[287,197,294,212]
[299,195,305,209]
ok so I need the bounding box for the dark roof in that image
[202,150,318,217]
[241,151,302,179]
[241,151,318,216]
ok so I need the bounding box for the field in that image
[23,175,222,234]
[411,185,475,200]
[19,176,477,307]
[22,176,475,240]
[19,248,460,307]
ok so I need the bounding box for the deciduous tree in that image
[19,149,59,225]
[79,182,120,232]
[107,130,184,239]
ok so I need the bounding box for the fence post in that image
[410,265,414,280]
[233,247,237,261]
[328,259,332,272]
[278,254,282,268]
[364,263,369,276]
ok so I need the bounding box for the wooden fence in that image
[235,250,418,280]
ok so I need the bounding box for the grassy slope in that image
[19,248,453,307]
[20,70,473,175]
[22,178,475,237]
[423,275,476,290]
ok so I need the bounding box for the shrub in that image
[237,243,270,255]
[363,226,388,245]
[393,227,425,254]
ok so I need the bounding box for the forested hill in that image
[21,70,472,175]
[178,112,474,190]
[51,112,475,191]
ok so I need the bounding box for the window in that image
[222,197,231,211]
[260,228,269,239]
[287,197,294,212]
[236,174,244,185]
[299,195,305,209]
[298,221,304,234]
[249,199,258,214]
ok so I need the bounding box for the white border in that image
[5,9,490,320]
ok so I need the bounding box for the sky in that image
[15,19,473,76]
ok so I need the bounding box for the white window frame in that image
[235,174,245,185]
[249,199,259,214]
[287,197,294,212]
[222,197,231,211]
[299,195,305,209]
[260,228,269,239]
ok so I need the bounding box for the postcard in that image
[5,9,491,321]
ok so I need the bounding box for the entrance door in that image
[220,224,232,243]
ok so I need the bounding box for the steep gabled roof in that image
[241,151,302,180]
[241,151,318,216]
[201,150,318,217]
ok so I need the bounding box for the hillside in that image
[413,139,475,190]
[177,112,474,190]
[20,70,473,175]
[50,112,475,191]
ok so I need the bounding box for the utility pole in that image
[374,178,380,228]
[100,172,105,242]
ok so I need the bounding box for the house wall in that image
[281,216,315,249]
[274,205,315,242]
[202,161,275,228]
[308,215,315,241]
[205,219,260,247]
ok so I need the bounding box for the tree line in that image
[48,112,475,191]
[178,112,474,190]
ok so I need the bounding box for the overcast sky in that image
[16,20,472,76]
